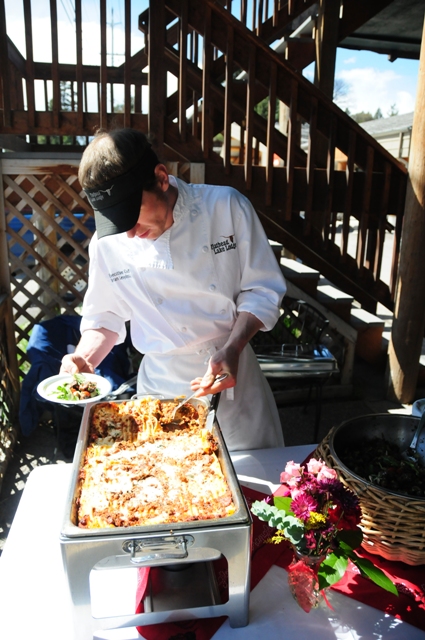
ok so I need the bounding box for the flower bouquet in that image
[251,458,398,612]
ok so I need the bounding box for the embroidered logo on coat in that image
[211,235,237,254]
[109,268,132,282]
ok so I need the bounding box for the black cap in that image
[84,146,159,239]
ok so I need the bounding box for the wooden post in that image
[314,0,340,168]
[314,0,340,100]
[0,160,20,395]
[387,16,425,403]
[149,0,166,156]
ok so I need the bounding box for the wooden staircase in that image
[144,0,407,316]
[0,0,413,389]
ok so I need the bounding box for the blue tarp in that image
[19,315,133,435]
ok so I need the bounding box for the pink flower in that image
[317,466,338,481]
[304,531,317,549]
[280,461,301,484]
[291,494,317,521]
[306,459,324,475]
[290,487,304,500]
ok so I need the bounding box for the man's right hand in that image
[58,327,119,375]
[60,354,95,375]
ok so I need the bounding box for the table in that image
[1,446,424,640]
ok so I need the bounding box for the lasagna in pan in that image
[76,397,235,529]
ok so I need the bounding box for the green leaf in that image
[281,516,304,546]
[337,528,363,551]
[251,501,288,528]
[351,555,398,596]
[250,501,304,545]
[318,550,348,589]
[273,496,293,514]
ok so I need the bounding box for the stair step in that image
[316,284,354,323]
[350,307,385,328]
[280,257,320,297]
[350,307,386,365]
[269,241,283,264]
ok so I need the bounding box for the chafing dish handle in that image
[210,391,221,414]
[123,536,190,564]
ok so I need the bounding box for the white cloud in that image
[396,90,416,115]
[343,56,356,64]
[335,67,415,115]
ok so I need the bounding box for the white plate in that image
[36,373,112,405]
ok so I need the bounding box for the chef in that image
[60,127,287,451]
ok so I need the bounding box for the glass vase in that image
[287,549,327,613]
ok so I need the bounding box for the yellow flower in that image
[306,512,327,529]
[267,531,287,545]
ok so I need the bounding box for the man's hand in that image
[190,346,237,396]
[60,354,95,375]
[59,327,118,375]
[190,312,264,396]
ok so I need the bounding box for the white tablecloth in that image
[1,446,424,640]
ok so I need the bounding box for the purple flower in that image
[318,478,360,512]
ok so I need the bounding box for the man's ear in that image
[154,164,170,192]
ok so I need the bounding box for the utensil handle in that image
[410,410,425,450]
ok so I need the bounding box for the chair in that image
[251,297,339,442]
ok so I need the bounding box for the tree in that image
[388,104,399,117]
[374,108,383,119]
[333,78,349,104]
[37,82,79,146]
[113,97,135,113]
[351,111,374,123]
[254,96,279,122]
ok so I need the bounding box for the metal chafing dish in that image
[256,344,338,378]
[60,396,252,639]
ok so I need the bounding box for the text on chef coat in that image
[211,237,237,254]
[109,269,132,282]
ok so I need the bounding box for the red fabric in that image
[134,486,425,639]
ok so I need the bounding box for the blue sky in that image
[5,0,420,118]
[304,49,419,117]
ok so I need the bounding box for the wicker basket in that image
[316,427,425,566]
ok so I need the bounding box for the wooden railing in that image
[149,0,407,312]
[0,0,408,312]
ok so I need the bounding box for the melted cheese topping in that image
[77,398,235,528]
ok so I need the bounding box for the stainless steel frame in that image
[59,398,252,639]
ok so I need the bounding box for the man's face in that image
[125,165,176,241]
[126,188,173,241]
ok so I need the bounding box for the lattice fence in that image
[1,154,92,377]
[0,155,205,379]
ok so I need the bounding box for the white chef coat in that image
[80,177,287,450]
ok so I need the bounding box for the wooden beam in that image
[202,4,212,158]
[49,0,60,130]
[387,15,425,403]
[179,0,188,141]
[23,0,35,128]
[100,0,108,128]
[2,110,147,136]
[0,0,11,127]
[75,0,84,131]
[0,160,20,394]
[124,0,131,127]
[314,0,340,100]
[149,0,166,154]
[223,23,234,174]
